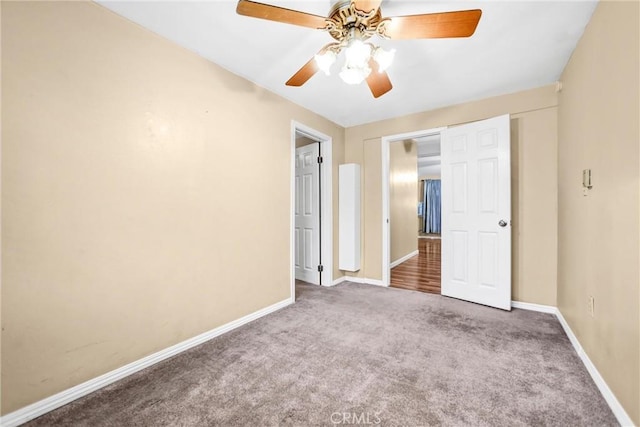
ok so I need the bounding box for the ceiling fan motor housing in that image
[326,0,386,43]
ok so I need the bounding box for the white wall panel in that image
[339,164,361,271]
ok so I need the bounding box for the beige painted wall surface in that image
[510,108,558,305]
[362,139,383,280]
[344,86,558,306]
[1,1,344,414]
[295,135,315,148]
[557,1,640,423]
[389,140,418,263]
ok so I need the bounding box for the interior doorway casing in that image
[290,121,333,300]
[381,127,446,287]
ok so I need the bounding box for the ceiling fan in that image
[236,0,482,98]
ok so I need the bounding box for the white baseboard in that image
[340,276,364,284]
[331,276,347,286]
[339,276,387,287]
[390,250,419,269]
[363,278,386,287]
[341,276,387,287]
[511,300,558,314]
[555,311,634,426]
[0,298,293,427]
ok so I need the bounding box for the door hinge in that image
[317,265,324,272]
[317,156,323,164]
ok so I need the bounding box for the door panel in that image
[478,231,498,288]
[294,143,320,285]
[451,231,468,283]
[441,114,511,310]
[478,158,497,213]
[451,163,467,213]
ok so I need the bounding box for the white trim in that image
[0,298,293,427]
[556,311,634,427]
[381,127,446,286]
[342,276,386,287]
[363,278,386,287]
[290,123,297,301]
[320,132,333,286]
[510,300,558,314]
[291,121,334,290]
[331,276,347,286]
[390,250,419,269]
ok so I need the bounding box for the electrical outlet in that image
[589,296,595,317]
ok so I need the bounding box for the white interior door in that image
[441,114,511,310]
[295,143,320,285]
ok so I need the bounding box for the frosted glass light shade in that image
[314,50,337,76]
[344,39,371,69]
[339,64,371,85]
[373,47,395,72]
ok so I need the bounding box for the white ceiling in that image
[414,134,441,176]
[415,134,440,158]
[98,0,598,127]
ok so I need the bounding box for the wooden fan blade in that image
[366,59,392,98]
[236,0,327,29]
[384,9,482,40]
[286,57,319,87]
[286,44,339,87]
[353,0,382,13]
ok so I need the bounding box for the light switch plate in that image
[583,169,592,189]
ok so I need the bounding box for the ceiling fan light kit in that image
[340,37,372,84]
[372,46,395,73]
[236,0,481,97]
[339,63,370,85]
[315,50,337,76]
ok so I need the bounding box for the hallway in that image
[390,238,441,294]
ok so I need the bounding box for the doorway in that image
[382,115,512,310]
[290,122,333,298]
[294,136,321,285]
[383,130,444,294]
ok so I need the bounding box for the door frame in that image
[290,121,333,300]
[381,127,446,287]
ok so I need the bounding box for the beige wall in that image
[0,1,344,414]
[557,1,640,423]
[295,135,315,148]
[344,86,558,305]
[389,140,418,263]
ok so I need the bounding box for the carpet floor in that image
[28,282,617,426]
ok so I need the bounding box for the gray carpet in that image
[28,282,617,426]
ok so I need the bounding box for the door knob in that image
[498,220,508,227]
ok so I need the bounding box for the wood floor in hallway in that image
[390,238,441,294]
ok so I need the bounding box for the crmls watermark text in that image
[330,411,382,425]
